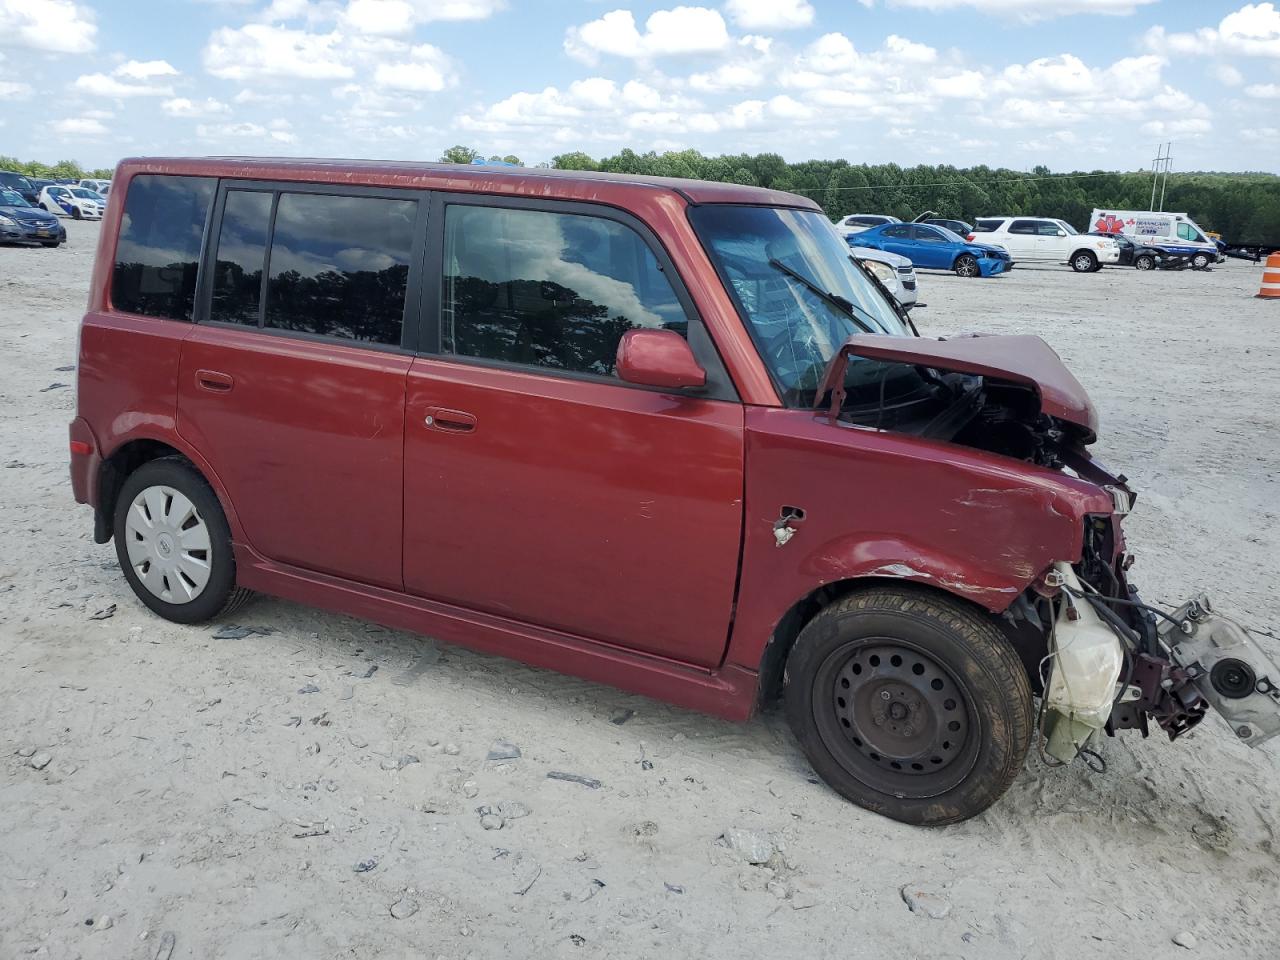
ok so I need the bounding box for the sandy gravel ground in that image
[3,220,1279,960]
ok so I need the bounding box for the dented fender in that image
[725,407,1115,673]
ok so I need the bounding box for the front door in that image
[402,199,744,667]
[177,185,423,589]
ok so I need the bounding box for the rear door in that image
[1003,219,1041,259]
[177,182,426,589]
[909,225,953,269]
[878,223,917,260]
[401,196,744,668]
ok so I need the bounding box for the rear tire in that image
[954,254,980,278]
[113,457,253,624]
[1071,250,1097,272]
[783,587,1033,825]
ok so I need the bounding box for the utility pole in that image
[1150,142,1172,211]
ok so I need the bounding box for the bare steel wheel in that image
[784,587,1033,825]
[113,457,253,623]
[822,641,977,797]
[124,485,213,604]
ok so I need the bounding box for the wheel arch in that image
[96,434,243,546]
[754,575,1045,708]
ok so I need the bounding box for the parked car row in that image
[0,168,109,210]
[836,207,1225,277]
[0,188,68,247]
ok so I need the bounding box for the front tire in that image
[113,457,252,624]
[784,587,1033,825]
[72,207,83,220]
[1191,253,1210,269]
[1135,254,1155,270]
[954,254,980,278]
[1071,250,1098,272]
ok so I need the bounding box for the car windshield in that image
[690,204,918,407]
[0,189,31,206]
[1058,221,1079,235]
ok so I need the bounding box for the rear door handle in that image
[196,370,234,393]
[424,407,477,434]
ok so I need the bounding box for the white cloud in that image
[114,59,179,80]
[57,116,108,136]
[196,119,298,143]
[372,42,456,91]
[889,0,1156,19]
[343,0,415,34]
[204,24,354,79]
[0,79,33,98]
[1144,3,1280,58]
[723,0,813,30]
[1245,82,1280,97]
[1210,63,1244,85]
[1141,117,1213,136]
[0,0,96,53]
[566,7,731,64]
[73,73,175,97]
[162,97,231,117]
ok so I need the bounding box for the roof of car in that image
[114,156,821,210]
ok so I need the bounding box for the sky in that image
[1,0,1279,173]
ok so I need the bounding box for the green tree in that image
[439,145,481,164]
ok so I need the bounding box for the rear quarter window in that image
[972,219,1001,232]
[112,175,216,321]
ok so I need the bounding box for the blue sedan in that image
[849,222,1013,277]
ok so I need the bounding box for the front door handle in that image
[196,369,234,393]
[424,406,477,433]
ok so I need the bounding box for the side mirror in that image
[615,329,706,390]
[1056,229,1067,237]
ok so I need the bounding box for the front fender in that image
[725,407,1114,673]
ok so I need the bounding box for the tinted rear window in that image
[112,175,216,321]
[973,219,1001,232]
[263,193,414,345]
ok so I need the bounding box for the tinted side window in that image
[112,175,216,321]
[1037,221,1063,235]
[882,224,911,238]
[1009,220,1037,234]
[973,219,1000,232]
[441,204,687,378]
[211,190,272,326]
[913,226,944,241]
[264,193,414,345]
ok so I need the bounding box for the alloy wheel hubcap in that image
[124,485,212,604]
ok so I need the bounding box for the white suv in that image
[835,214,900,236]
[973,217,1119,272]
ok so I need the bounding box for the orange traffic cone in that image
[1260,252,1280,299]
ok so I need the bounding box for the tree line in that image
[0,156,114,182]
[437,145,1280,244]
[11,147,1277,243]
[543,150,1280,244]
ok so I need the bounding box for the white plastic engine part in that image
[1043,562,1125,763]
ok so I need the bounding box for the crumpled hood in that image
[815,332,1099,442]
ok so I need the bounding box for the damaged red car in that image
[70,158,1280,824]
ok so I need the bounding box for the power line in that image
[792,171,1124,193]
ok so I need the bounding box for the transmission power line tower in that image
[1150,142,1172,211]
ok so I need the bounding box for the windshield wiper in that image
[766,258,888,336]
